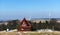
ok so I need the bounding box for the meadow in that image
[0,31,60,35]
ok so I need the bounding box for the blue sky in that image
[0,0,60,20]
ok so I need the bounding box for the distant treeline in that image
[0,18,60,31]
[0,20,18,31]
[31,18,60,31]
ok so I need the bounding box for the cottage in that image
[18,18,31,31]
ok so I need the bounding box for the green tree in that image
[50,18,57,30]
[31,22,37,31]
[45,21,49,29]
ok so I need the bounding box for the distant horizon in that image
[0,17,60,21]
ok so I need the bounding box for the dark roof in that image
[21,18,31,26]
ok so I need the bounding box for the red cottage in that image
[18,18,31,31]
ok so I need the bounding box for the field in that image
[0,30,60,35]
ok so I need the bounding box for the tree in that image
[31,22,37,31]
[12,19,19,29]
[45,21,49,29]
[50,18,57,30]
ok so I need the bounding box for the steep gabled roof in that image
[21,18,31,26]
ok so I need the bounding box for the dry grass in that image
[0,31,17,35]
[0,31,60,35]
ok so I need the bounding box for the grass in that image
[0,31,60,35]
[22,32,60,35]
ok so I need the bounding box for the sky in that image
[0,0,60,20]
